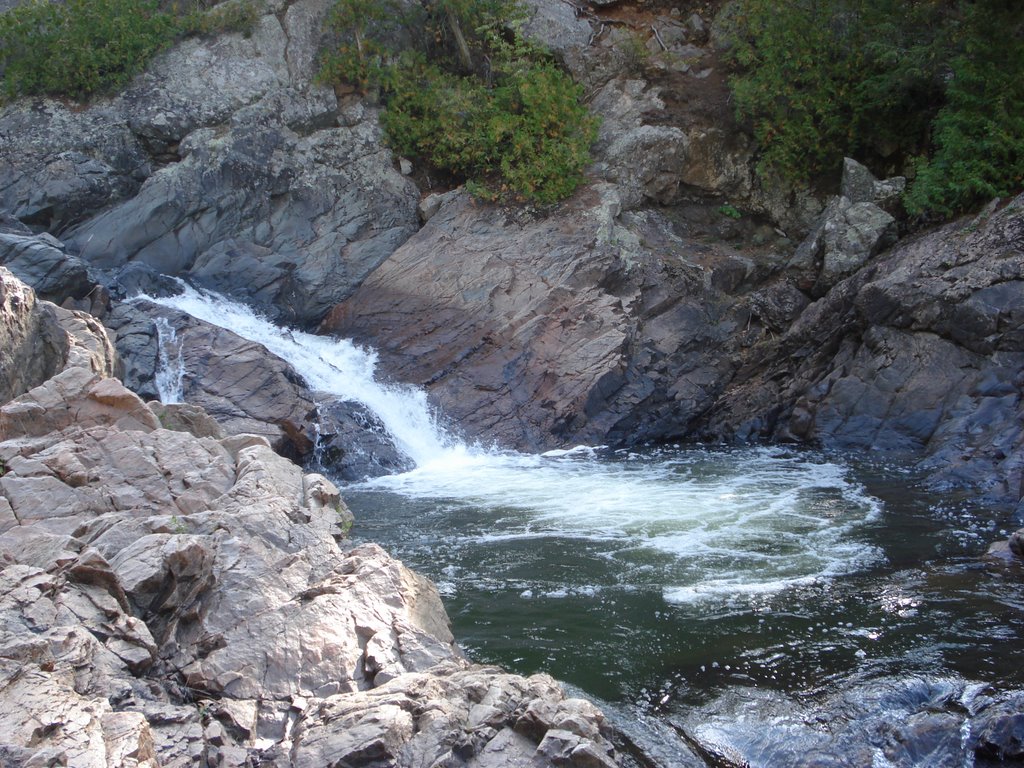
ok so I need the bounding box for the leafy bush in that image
[0,0,261,101]
[320,0,597,204]
[0,0,179,99]
[903,3,1024,216]
[724,0,1024,217]
[724,0,947,183]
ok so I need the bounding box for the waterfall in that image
[134,280,883,606]
[153,316,185,404]
[141,284,462,467]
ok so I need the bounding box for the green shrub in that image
[724,0,1024,217]
[0,0,262,101]
[904,2,1024,216]
[0,0,179,99]
[724,0,947,183]
[320,0,597,204]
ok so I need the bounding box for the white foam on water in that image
[137,284,884,601]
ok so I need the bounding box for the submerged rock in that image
[677,677,1024,768]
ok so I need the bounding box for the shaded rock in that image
[840,156,906,211]
[0,268,66,404]
[0,3,418,328]
[699,192,1024,502]
[322,188,754,451]
[0,231,92,303]
[0,267,117,410]
[147,401,225,440]
[819,198,897,287]
[64,114,418,326]
[313,400,414,481]
[105,300,316,455]
[521,0,594,79]
[0,101,152,232]
[794,195,897,290]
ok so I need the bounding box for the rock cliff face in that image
[0,1,1019,502]
[0,270,619,766]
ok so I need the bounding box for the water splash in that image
[140,283,461,467]
[137,282,883,600]
[153,316,185,403]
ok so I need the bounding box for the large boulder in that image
[105,300,318,457]
[0,3,420,327]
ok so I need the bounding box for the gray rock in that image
[699,191,1024,502]
[841,157,906,210]
[105,300,317,456]
[0,102,152,232]
[679,677,977,768]
[320,188,750,452]
[0,273,620,766]
[65,115,418,326]
[0,232,92,303]
[590,79,689,208]
[820,199,898,286]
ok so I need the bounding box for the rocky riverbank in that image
[2,0,1018,506]
[1,0,1023,763]
[0,266,619,766]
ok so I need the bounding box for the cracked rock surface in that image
[0,268,619,766]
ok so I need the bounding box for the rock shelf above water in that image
[0,267,619,766]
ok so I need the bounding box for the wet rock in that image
[105,300,316,455]
[313,400,414,482]
[677,677,982,768]
[972,693,1024,760]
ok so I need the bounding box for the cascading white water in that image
[143,283,459,467]
[153,316,185,403]
[139,282,883,602]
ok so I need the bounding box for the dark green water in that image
[342,447,1024,724]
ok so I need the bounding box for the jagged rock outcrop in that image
[321,185,762,451]
[699,192,1024,503]
[0,271,619,766]
[0,2,420,327]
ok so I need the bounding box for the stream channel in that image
[147,284,1024,766]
